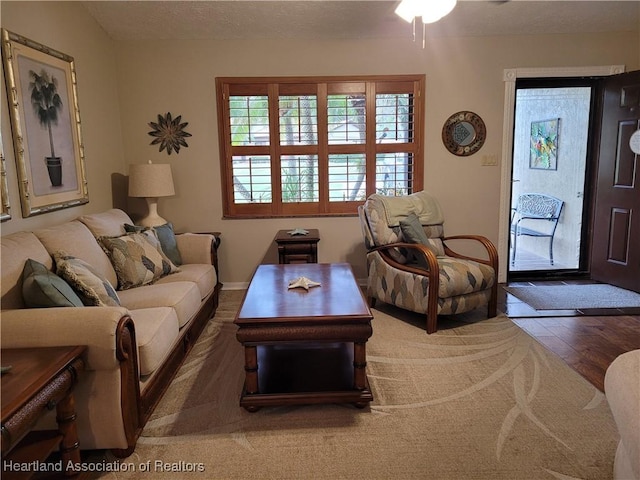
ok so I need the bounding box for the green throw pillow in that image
[399,212,445,268]
[22,258,84,308]
[153,223,182,266]
[125,222,182,266]
[100,230,180,290]
[54,252,121,307]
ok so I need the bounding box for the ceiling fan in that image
[394,0,458,47]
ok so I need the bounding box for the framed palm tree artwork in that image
[1,29,88,217]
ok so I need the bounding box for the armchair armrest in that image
[442,235,499,270]
[1,307,134,371]
[175,233,218,265]
[370,242,440,277]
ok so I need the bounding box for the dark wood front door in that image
[591,70,640,292]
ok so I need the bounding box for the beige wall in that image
[115,32,638,286]
[0,1,125,235]
[1,2,638,286]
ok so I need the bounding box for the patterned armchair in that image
[358,191,498,333]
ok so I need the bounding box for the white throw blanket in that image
[374,191,444,227]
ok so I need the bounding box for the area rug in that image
[505,284,640,310]
[98,290,618,480]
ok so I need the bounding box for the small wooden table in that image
[234,263,373,411]
[274,229,320,264]
[1,346,86,478]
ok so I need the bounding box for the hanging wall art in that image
[442,111,486,157]
[530,118,560,170]
[148,112,192,155]
[1,137,10,221]
[1,29,89,217]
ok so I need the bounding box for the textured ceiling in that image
[81,1,640,41]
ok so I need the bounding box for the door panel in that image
[591,71,640,292]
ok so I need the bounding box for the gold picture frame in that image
[1,137,10,221]
[1,29,88,217]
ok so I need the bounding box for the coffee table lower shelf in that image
[239,342,373,411]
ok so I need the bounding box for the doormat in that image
[504,284,640,310]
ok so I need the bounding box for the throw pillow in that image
[399,212,445,268]
[22,258,84,308]
[53,252,121,307]
[153,223,182,266]
[124,222,182,266]
[99,230,180,290]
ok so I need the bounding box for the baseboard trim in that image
[222,282,250,290]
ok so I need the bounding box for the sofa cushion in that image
[35,220,118,287]
[22,258,84,308]
[125,223,182,266]
[1,231,53,310]
[117,281,201,328]
[98,231,179,290]
[54,252,121,307]
[79,209,133,238]
[155,264,216,300]
[129,307,180,376]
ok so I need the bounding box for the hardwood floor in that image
[499,284,640,392]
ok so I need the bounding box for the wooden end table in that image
[1,346,86,478]
[234,263,373,411]
[274,229,320,264]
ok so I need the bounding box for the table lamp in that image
[128,160,175,227]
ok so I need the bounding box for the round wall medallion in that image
[442,111,486,156]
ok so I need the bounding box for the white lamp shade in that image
[128,162,175,198]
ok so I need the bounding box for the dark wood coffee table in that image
[234,263,373,411]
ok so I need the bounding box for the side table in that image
[274,229,320,264]
[1,346,86,478]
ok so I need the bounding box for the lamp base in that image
[139,197,168,227]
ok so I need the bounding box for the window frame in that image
[215,75,425,218]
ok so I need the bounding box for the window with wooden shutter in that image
[216,75,424,218]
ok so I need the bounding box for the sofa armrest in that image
[605,350,640,479]
[175,233,218,266]
[1,307,132,371]
[2,306,141,456]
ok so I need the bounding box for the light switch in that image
[481,154,498,166]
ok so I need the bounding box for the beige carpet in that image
[100,290,618,480]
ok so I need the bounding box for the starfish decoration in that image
[288,276,321,291]
[287,228,309,236]
[148,112,192,155]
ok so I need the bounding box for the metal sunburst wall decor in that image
[148,112,192,155]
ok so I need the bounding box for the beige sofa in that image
[1,209,221,456]
[605,349,640,480]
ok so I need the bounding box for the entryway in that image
[498,66,639,290]
[509,81,593,276]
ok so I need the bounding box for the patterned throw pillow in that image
[53,252,121,307]
[22,258,84,308]
[99,230,179,290]
[124,223,182,266]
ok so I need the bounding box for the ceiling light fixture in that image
[395,0,457,47]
